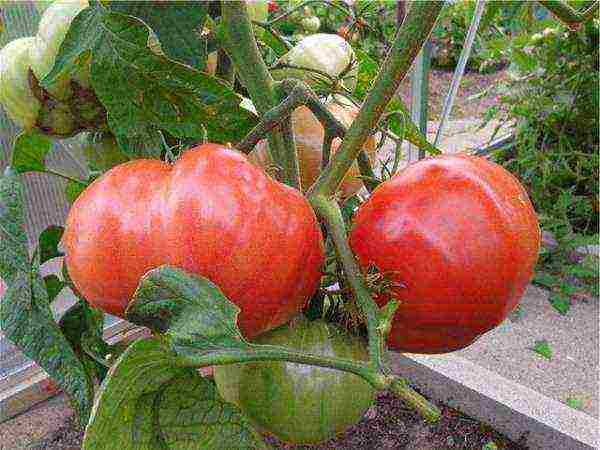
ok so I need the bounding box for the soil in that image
[397,67,508,121]
[30,392,525,450]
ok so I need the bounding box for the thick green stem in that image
[390,378,441,423]
[311,194,389,373]
[176,343,387,389]
[175,341,440,422]
[307,1,444,198]
[221,1,300,189]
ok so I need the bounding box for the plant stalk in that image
[175,342,441,422]
[311,195,388,373]
[307,1,444,198]
[221,1,300,189]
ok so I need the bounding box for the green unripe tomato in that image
[30,0,89,100]
[0,37,41,130]
[214,317,375,444]
[301,15,321,33]
[272,33,358,92]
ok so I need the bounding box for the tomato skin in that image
[63,144,325,338]
[249,100,376,198]
[349,154,540,354]
[214,317,375,444]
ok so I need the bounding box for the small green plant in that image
[532,340,553,360]
[485,13,599,297]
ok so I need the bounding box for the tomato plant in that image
[350,154,540,354]
[214,317,374,444]
[0,1,588,448]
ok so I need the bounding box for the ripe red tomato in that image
[63,144,325,338]
[214,317,375,444]
[349,154,540,354]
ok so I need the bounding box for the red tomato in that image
[268,0,278,13]
[349,154,540,354]
[63,144,325,338]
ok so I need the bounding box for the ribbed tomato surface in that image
[63,144,325,338]
[349,154,540,353]
[214,317,375,444]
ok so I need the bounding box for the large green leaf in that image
[109,1,209,70]
[38,225,64,264]
[11,132,54,174]
[42,3,105,85]
[92,13,257,145]
[44,4,257,155]
[126,266,248,355]
[59,299,108,381]
[0,169,94,424]
[82,338,268,450]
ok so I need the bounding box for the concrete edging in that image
[391,352,599,450]
[2,327,598,449]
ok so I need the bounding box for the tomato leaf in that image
[43,274,65,302]
[126,265,248,353]
[549,292,571,315]
[532,271,559,289]
[0,169,94,424]
[44,5,257,153]
[11,132,54,173]
[38,225,64,264]
[42,3,105,86]
[82,338,268,450]
[92,12,257,146]
[109,1,209,70]
[354,49,378,100]
[59,298,109,381]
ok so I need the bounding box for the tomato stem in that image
[310,194,386,369]
[307,1,445,198]
[390,378,441,423]
[221,1,301,189]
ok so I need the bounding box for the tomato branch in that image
[307,1,445,198]
[236,80,343,153]
[221,1,300,189]
[237,80,378,191]
[176,341,440,422]
[308,194,441,422]
[310,195,387,369]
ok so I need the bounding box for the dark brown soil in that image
[31,393,526,450]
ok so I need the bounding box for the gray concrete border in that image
[392,352,599,450]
